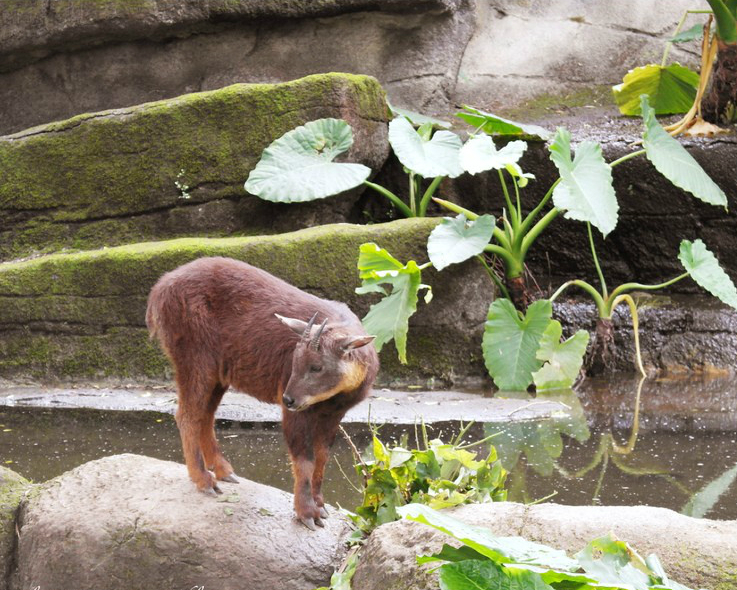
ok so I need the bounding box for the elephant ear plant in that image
[245,108,463,217]
[357,95,736,387]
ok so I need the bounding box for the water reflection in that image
[486,377,737,519]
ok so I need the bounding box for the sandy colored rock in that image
[352,502,737,590]
[12,454,350,590]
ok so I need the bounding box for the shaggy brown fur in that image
[146,257,379,528]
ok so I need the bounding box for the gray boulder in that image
[0,466,29,590]
[12,454,350,590]
[352,502,737,590]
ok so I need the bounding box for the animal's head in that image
[276,312,375,412]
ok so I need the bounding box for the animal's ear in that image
[340,334,376,353]
[275,314,309,335]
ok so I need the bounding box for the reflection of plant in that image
[400,503,699,590]
[342,424,506,534]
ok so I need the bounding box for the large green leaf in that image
[612,63,698,116]
[576,534,652,590]
[399,504,579,571]
[459,134,528,175]
[356,243,430,363]
[549,128,619,237]
[388,116,464,179]
[681,463,737,518]
[641,96,728,208]
[532,321,589,391]
[245,118,371,202]
[439,560,555,590]
[457,105,552,141]
[427,214,496,271]
[482,299,553,391]
[678,239,737,309]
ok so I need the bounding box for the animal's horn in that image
[311,318,328,350]
[302,312,318,342]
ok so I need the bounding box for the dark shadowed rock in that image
[352,502,737,590]
[12,454,349,590]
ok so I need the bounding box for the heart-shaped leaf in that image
[245,118,371,202]
[459,134,528,175]
[457,105,552,141]
[482,299,553,391]
[613,63,699,116]
[532,321,589,391]
[679,239,737,309]
[549,127,619,237]
[356,243,430,363]
[641,96,728,208]
[427,214,495,271]
[388,116,464,179]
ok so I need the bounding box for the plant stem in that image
[607,272,690,302]
[587,222,608,299]
[418,176,444,216]
[363,181,414,218]
[477,254,512,300]
[498,169,519,228]
[549,279,607,316]
[609,149,646,168]
[520,207,560,259]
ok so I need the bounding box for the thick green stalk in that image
[587,222,608,299]
[418,176,444,216]
[364,181,414,218]
[607,272,690,302]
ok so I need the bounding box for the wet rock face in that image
[12,454,350,590]
[352,502,737,590]
[0,73,390,261]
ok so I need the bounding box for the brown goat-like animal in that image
[146,257,378,529]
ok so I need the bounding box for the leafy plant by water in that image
[400,503,705,590]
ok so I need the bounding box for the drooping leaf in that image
[427,214,496,271]
[706,0,737,43]
[459,134,528,175]
[245,118,371,202]
[398,504,579,571]
[681,463,737,518]
[548,127,619,237]
[482,299,553,391]
[388,116,464,179]
[389,104,452,129]
[576,534,652,590]
[457,105,552,141]
[668,24,705,43]
[356,243,430,363]
[532,321,589,391]
[439,560,555,590]
[612,63,699,116]
[678,239,737,309]
[641,95,728,208]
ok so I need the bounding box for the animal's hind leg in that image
[200,383,238,483]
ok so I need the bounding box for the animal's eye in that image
[310,365,323,373]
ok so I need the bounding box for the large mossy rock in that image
[0,467,29,590]
[12,454,349,590]
[0,73,390,261]
[0,218,490,385]
[352,502,737,590]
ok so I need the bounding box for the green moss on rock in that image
[0,72,390,260]
[0,218,492,384]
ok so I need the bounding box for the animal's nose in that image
[283,394,295,409]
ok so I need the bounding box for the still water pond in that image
[1,377,735,519]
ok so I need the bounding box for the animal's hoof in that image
[319,506,328,519]
[314,516,325,528]
[299,516,317,531]
[220,473,240,484]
